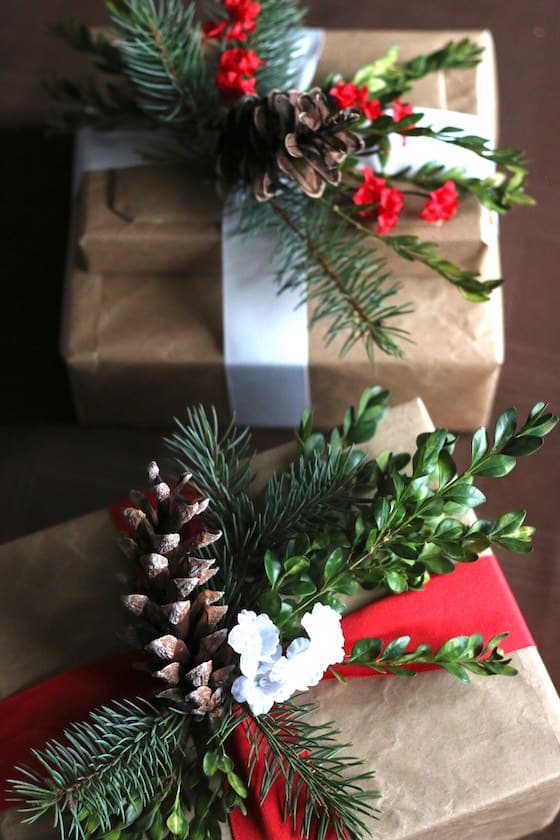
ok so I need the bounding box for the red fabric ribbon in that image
[0,503,533,839]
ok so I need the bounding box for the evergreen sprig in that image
[237,186,413,359]
[344,632,517,682]
[242,701,380,840]
[108,0,216,152]
[347,38,484,104]
[251,0,306,91]
[258,401,558,637]
[11,701,185,838]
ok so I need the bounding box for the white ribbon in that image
[222,27,324,426]
[73,30,497,427]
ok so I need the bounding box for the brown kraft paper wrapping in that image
[1,400,560,839]
[61,233,503,430]
[63,29,503,430]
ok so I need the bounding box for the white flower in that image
[227,610,280,678]
[228,605,345,716]
[301,603,345,666]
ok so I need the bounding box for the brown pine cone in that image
[120,462,234,720]
[217,87,364,201]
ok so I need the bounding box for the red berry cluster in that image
[353,168,459,234]
[329,80,382,121]
[203,0,260,42]
[204,0,264,100]
[353,167,404,234]
[216,48,264,98]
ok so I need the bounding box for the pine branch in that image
[165,406,257,614]
[250,0,306,91]
[242,701,380,840]
[237,186,412,360]
[329,199,502,303]
[10,701,185,840]
[108,0,216,144]
[165,405,373,618]
[52,19,124,74]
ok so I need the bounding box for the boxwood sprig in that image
[342,632,516,683]
[259,401,557,639]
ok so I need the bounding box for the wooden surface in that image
[1,2,559,838]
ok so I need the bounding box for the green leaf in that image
[471,426,488,462]
[423,556,455,574]
[227,772,248,799]
[494,408,517,447]
[148,812,164,840]
[502,436,543,456]
[203,751,220,777]
[444,484,486,507]
[350,637,383,661]
[382,636,411,659]
[284,555,310,576]
[384,570,408,593]
[436,635,470,660]
[441,662,470,683]
[288,579,317,597]
[473,454,516,477]
[166,804,188,837]
[391,542,418,560]
[259,591,282,618]
[323,547,345,582]
[264,550,281,588]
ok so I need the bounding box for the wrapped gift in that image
[1,399,559,840]
[60,29,503,431]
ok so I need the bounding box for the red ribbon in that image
[0,504,533,839]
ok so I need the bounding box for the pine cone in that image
[120,462,234,720]
[217,87,364,201]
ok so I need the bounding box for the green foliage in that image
[250,0,305,91]
[242,702,380,840]
[346,632,517,681]
[297,386,390,459]
[396,161,535,214]
[255,400,557,638]
[108,0,216,152]
[238,185,413,360]
[327,38,483,103]
[11,701,186,839]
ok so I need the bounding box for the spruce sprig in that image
[242,701,380,840]
[250,0,306,91]
[237,186,412,359]
[11,701,186,839]
[108,0,215,141]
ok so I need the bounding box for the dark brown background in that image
[1,2,559,836]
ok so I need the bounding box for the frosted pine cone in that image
[120,462,234,720]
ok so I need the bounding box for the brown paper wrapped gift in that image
[1,400,560,840]
[61,29,504,431]
[77,29,498,277]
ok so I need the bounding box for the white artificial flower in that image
[301,603,346,666]
[228,605,345,716]
[231,653,291,716]
[227,609,280,678]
